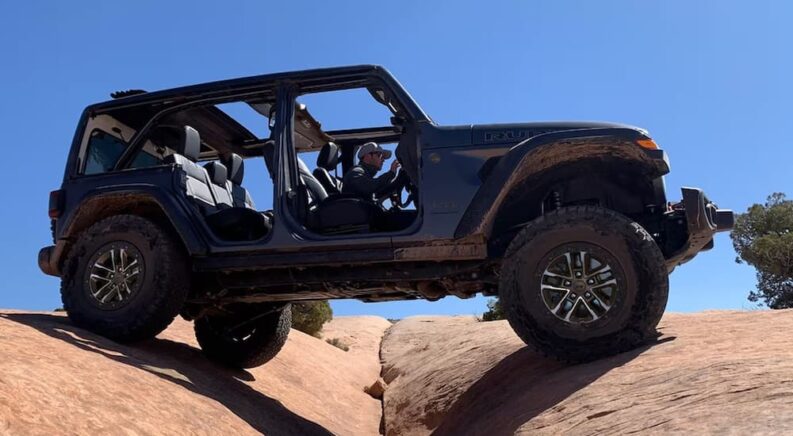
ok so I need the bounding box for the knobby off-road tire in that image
[60,214,190,342]
[500,206,668,362]
[194,304,292,369]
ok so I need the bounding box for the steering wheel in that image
[377,177,415,210]
[388,190,404,209]
[375,183,400,209]
[389,181,418,209]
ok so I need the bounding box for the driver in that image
[343,142,414,231]
[342,142,401,199]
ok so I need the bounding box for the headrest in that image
[297,156,312,176]
[317,142,340,170]
[222,153,244,185]
[179,125,201,161]
[204,161,228,186]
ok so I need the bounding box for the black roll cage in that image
[63,66,429,245]
[77,66,429,176]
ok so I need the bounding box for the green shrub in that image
[291,301,333,336]
[325,337,350,351]
[481,298,505,321]
[731,193,793,308]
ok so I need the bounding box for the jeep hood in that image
[423,121,647,150]
[470,121,645,146]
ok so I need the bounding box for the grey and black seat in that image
[164,125,269,241]
[298,158,329,206]
[221,153,256,209]
[296,155,380,234]
[203,160,271,241]
[163,126,217,214]
[313,142,342,195]
[204,161,234,208]
[258,138,377,234]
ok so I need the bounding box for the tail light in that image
[48,190,64,219]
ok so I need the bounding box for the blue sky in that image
[0,1,790,317]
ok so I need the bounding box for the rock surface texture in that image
[2,309,792,435]
[380,311,793,435]
[0,311,390,435]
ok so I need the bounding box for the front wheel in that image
[499,206,668,362]
[195,304,291,369]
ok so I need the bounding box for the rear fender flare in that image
[60,186,207,258]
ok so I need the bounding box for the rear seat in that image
[165,125,270,241]
[221,153,255,209]
[204,161,234,208]
[164,126,216,213]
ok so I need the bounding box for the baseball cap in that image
[357,142,392,160]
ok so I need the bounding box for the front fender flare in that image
[455,127,670,239]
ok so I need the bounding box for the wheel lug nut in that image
[564,281,571,286]
[575,272,582,277]
[585,292,591,298]
[571,293,577,298]
[587,279,594,285]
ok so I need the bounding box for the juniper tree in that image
[731,193,793,308]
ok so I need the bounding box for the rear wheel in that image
[60,214,190,342]
[195,304,291,369]
[499,206,668,362]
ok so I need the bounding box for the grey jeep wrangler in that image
[39,65,733,367]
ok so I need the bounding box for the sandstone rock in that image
[5,308,792,435]
[0,311,390,436]
[365,377,388,399]
[381,310,793,435]
[320,315,392,384]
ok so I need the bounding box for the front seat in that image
[313,142,342,194]
[297,156,379,234]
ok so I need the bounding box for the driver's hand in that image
[390,159,401,173]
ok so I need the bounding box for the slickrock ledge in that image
[380,311,793,435]
[3,309,792,435]
[0,311,391,435]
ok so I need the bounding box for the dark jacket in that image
[342,162,397,200]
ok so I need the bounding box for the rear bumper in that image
[38,245,60,277]
[664,187,734,271]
